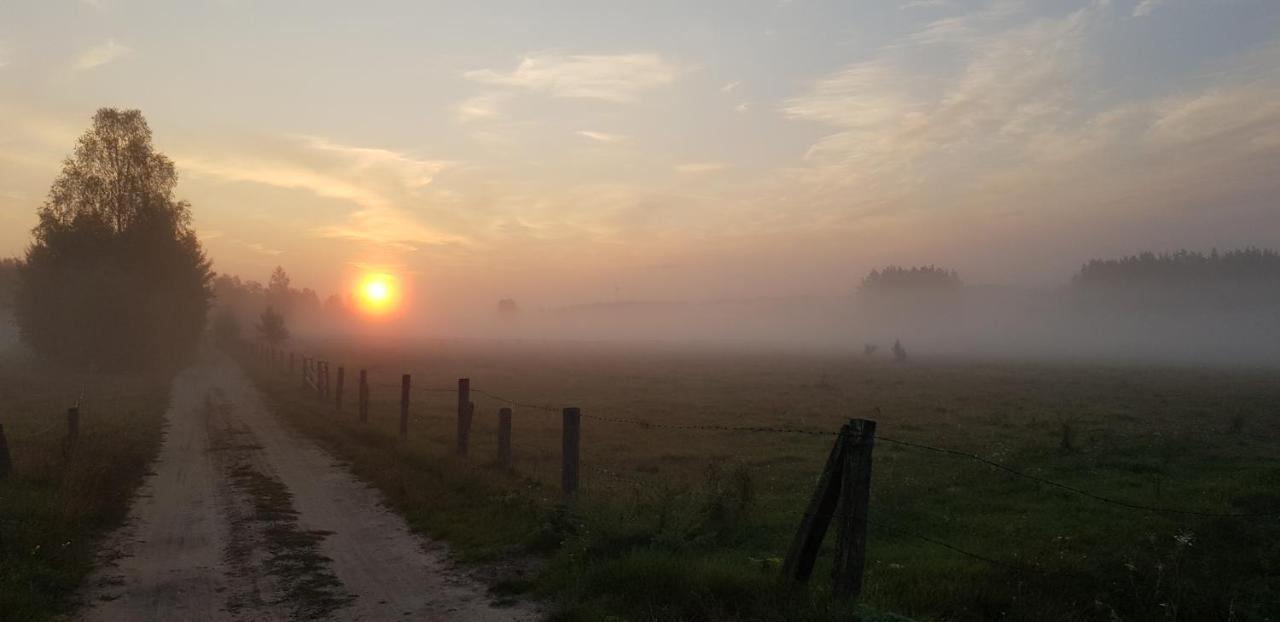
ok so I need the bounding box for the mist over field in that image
[3,2,1280,621]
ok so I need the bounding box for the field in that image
[242,338,1280,621]
[0,350,170,621]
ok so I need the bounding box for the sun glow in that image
[355,273,398,316]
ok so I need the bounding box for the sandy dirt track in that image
[78,352,539,621]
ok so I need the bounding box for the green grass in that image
[0,351,170,622]
[244,340,1280,621]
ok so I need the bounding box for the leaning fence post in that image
[67,406,80,441]
[358,369,369,422]
[833,419,875,599]
[497,407,512,471]
[321,361,331,399]
[399,374,411,440]
[0,423,11,480]
[335,366,345,411]
[562,407,580,496]
[782,422,851,584]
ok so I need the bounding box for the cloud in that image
[465,52,678,102]
[900,0,954,9]
[721,81,742,93]
[73,39,130,71]
[576,130,627,143]
[176,135,463,250]
[734,102,750,113]
[455,93,508,123]
[1132,0,1166,18]
[774,0,1280,244]
[675,162,729,174]
[784,2,1101,195]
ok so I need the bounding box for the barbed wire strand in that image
[876,435,1280,518]
[278,351,1279,519]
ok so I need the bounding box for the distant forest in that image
[1074,248,1280,285]
[212,266,355,340]
[1070,248,1280,307]
[859,265,961,293]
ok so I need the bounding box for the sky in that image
[1,0,1278,312]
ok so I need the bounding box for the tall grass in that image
[245,342,1280,621]
[0,352,169,621]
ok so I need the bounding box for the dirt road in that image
[78,352,539,621]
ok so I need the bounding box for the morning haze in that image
[1,2,1278,622]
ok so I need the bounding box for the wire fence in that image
[250,342,1280,579]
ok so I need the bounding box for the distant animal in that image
[892,339,908,362]
[864,344,878,356]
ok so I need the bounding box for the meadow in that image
[245,338,1280,621]
[0,350,170,621]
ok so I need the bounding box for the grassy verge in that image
[0,351,170,622]
[242,342,1280,621]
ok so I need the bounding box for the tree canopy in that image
[16,108,213,369]
[860,265,961,294]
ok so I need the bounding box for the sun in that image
[355,273,398,316]
[364,279,389,302]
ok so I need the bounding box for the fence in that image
[240,340,1280,600]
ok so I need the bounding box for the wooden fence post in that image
[67,406,80,441]
[456,379,472,457]
[0,423,11,480]
[780,418,876,600]
[335,366,345,411]
[562,407,580,496]
[301,357,309,386]
[358,369,369,422]
[321,361,331,399]
[497,407,512,471]
[289,352,295,375]
[399,374,411,440]
[833,419,876,598]
[457,401,474,457]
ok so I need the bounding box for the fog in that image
[389,286,1271,367]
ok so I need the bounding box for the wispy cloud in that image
[1132,0,1167,18]
[465,52,678,102]
[73,39,130,71]
[778,0,1280,236]
[675,162,728,174]
[721,81,741,93]
[900,0,954,9]
[176,135,463,250]
[455,93,508,123]
[577,130,627,143]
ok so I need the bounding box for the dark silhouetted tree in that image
[15,108,213,369]
[497,298,519,315]
[0,258,19,310]
[256,306,289,345]
[892,339,908,362]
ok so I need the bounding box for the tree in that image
[0,258,19,310]
[266,265,292,314]
[256,306,289,345]
[16,109,213,369]
[860,265,961,293]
